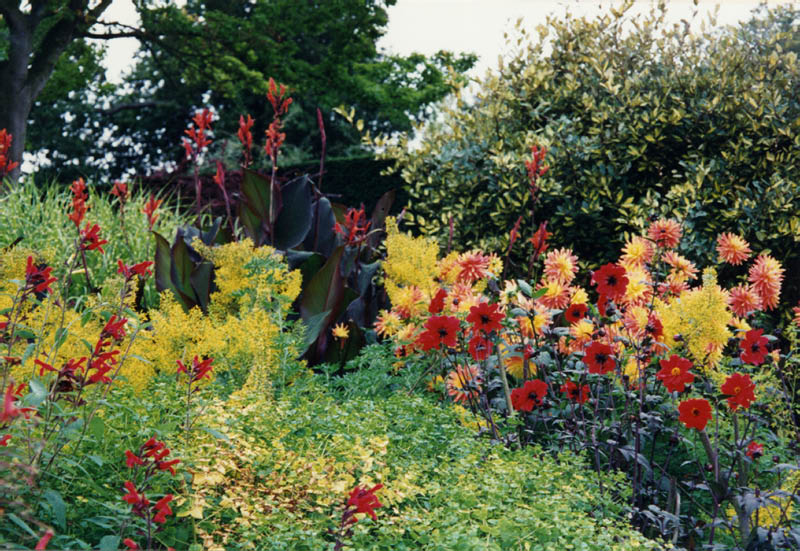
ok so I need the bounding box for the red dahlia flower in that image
[416,316,460,351]
[565,303,588,324]
[468,334,492,361]
[511,379,548,411]
[428,288,448,314]
[584,341,616,375]
[746,441,764,460]
[678,398,712,431]
[347,484,383,522]
[656,355,694,393]
[560,380,590,404]
[591,263,629,300]
[740,328,768,365]
[721,372,756,411]
[466,301,504,334]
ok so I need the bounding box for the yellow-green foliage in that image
[180,376,664,550]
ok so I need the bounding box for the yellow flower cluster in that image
[382,216,440,305]
[127,239,302,390]
[656,269,732,370]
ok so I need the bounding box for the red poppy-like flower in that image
[176,356,214,384]
[428,288,448,314]
[467,334,492,361]
[565,303,588,324]
[117,260,154,280]
[746,441,764,460]
[152,494,174,523]
[0,434,10,446]
[560,380,590,404]
[740,328,769,365]
[416,316,461,351]
[80,223,108,253]
[584,341,615,375]
[123,539,139,550]
[678,398,712,431]
[334,206,371,246]
[125,450,144,468]
[591,263,629,300]
[34,530,54,551]
[511,379,548,412]
[647,218,682,249]
[25,256,57,294]
[142,195,162,231]
[466,302,504,334]
[347,484,383,522]
[1,382,33,423]
[529,222,550,259]
[721,372,756,411]
[656,355,694,393]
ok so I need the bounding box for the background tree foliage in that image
[380,2,800,316]
[20,0,475,181]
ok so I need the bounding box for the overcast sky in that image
[98,0,784,82]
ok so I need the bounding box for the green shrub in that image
[0,176,191,308]
[380,3,800,311]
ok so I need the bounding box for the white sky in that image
[98,0,788,83]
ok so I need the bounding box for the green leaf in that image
[300,246,345,325]
[99,535,121,551]
[27,379,47,407]
[240,169,272,221]
[44,489,66,530]
[202,426,230,441]
[301,310,331,355]
[7,513,36,537]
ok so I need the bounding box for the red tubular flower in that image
[584,341,616,375]
[415,316,461,351]
[267,77,293,116]
[564,303,588,324]
[34,530,54,551]
[591,263,629,300]
[176,356,215,383]
[466,302,504,334]
[117,260,154,280]
[101,315,127,342]
[158,459,181,476]
[152,494,174,523]
[678,398,712,431]
[529,222,550,259]
[507,215,523,253]
[0,434,11,446]
[561,380,590,404]
[80,223,108,253]
[334,206,371,246]
[110,181,129,203]
[525,144,549,192]
[511,379,548,412]
[125,450,144,468]
[25,256,57,294]
[122,481,146,506]
[0,128,19,177]
[740,328,769,365]
[347,484,383,522]
[142,195,163,231]
[1,382,33,423]
[467,334,492,361]
[123,539,139,550]
[746,441,764,460]
[656,355,694,393]
[238,114,254,154]
[721,372,756,411]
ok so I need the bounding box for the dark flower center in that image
[438,328,449,337]
[692,408,700,416]
[606,276,617,287]
[480,315,490,324]
[595,353,608,364]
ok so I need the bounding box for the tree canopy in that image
[3,0,476,182]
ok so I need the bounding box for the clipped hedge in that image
[379,4,800,312]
